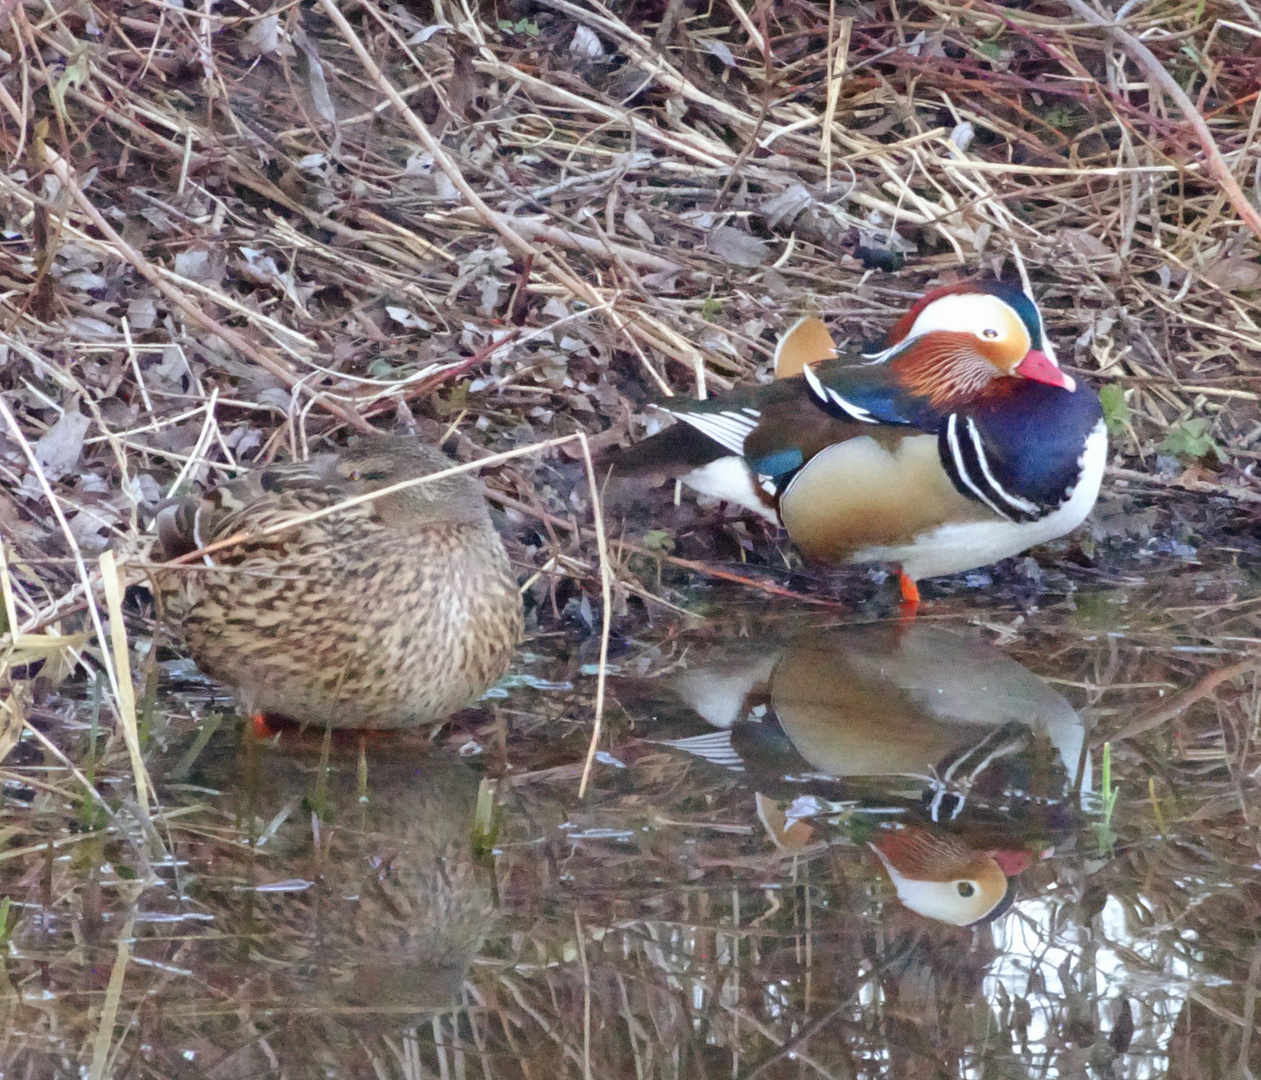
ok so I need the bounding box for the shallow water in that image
[3,550,1260,1078]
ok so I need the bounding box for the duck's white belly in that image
[852,421,1107,581]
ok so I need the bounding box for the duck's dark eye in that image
[981,328,1000,340]
[347,467,389,482]
[957,881,976,898]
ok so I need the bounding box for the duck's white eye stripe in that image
[192,505,219,566]
[962,417,1040,516]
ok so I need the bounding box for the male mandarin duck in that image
[610,279,1106,604]
[154,434,523,730]
[649,622,1089,815]
[867,824,1032,926]
[639,623,1082,924]
[754,799,1023,926]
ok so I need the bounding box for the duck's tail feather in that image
[597,423,727,478]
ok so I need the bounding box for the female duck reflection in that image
[633,622,1090,927]
[178,740,495,1030]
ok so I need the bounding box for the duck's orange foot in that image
[251,712,279,740]
[250,712,402,747]
[898,571,921,615]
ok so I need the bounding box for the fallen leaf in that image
[709,226,769,267]
[1202,256,1261,292]
[385,306,434,330]
[700,38,734,66]
[173,247,219,283]
[33,410,90,481]
[1062,229,1122,273]
[570,25,604,59]
[242,14,293,58]
[761,183,812,229]
[127,296,157,330]
[622,207,655,243]
[755,793,815,851]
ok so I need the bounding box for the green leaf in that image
[640,529,675,554]
[1041,103,1080,132]
[1160,418,1220,462]
[50,50,91,115]
[1099,383,1130,436]
[500,17,538,35]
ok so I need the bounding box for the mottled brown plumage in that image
[178,738,496,1030]
[154,435,522,729]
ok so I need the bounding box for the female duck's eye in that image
[957,881,977,898]
[981,327,1000,340]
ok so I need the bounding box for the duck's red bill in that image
[989,848,1035,877]
[1015,350,1076,392]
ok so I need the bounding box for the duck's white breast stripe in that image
[962,417,1041,517]
[944,414,1008,519]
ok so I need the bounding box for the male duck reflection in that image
[607,279,1105,607]
[631,622,1089,926]
[154,434,523,730]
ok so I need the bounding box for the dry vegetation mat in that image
[1,0,1261,1074]
[1,0,1260,627]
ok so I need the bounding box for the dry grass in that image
[2,0,1261,1075]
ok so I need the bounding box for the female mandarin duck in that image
[154,434,523,729]
[612,279,1106,604]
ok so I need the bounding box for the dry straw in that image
[1,0,1261,1072]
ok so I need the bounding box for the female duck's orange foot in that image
[898,572,921,617]
[251,712,279,740]
[250,712,399,746]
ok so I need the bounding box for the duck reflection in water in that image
[172,737,495,1053]
[632,622,1090,926]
